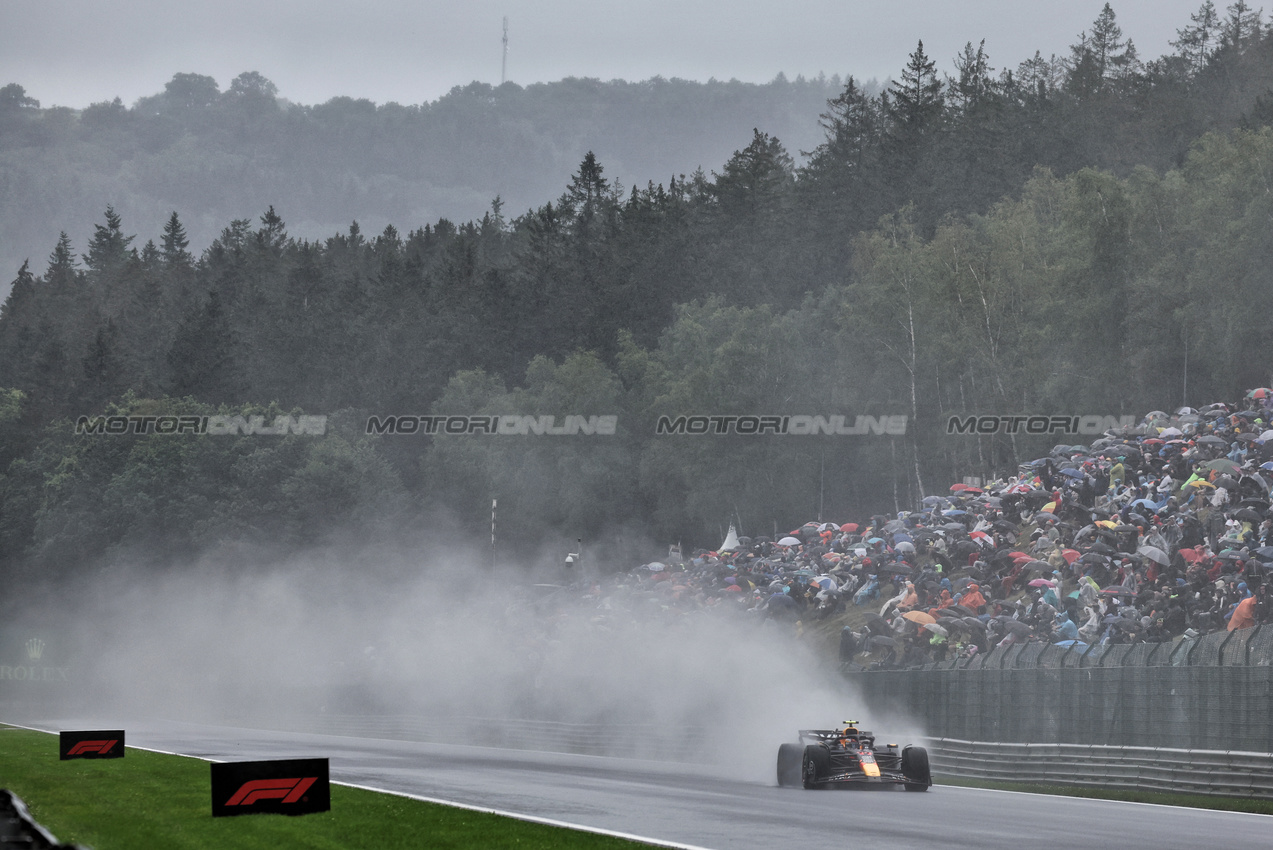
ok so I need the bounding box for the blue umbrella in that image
[1059,468,1085,479]
[942,509,968,516]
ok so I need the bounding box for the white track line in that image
[3,722,715,849]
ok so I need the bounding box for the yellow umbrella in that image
[902,610,937,625]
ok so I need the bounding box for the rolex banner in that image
[211,758,330,817]
[60,730,125,759]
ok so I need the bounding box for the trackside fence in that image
[844,625,1273,754]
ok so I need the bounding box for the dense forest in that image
[4,2,1273,583]
[0,70,846,288]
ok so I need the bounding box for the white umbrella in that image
[778,536,802,546]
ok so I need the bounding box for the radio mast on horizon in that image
[501,17,509,85]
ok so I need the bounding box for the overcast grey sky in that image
[1,1,1214,107]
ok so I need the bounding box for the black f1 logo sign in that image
[211,758,330,817]
[60,730,125,760]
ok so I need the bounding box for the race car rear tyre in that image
[777,743,803,787]
[802,745,829,789]
[902,745,931,791]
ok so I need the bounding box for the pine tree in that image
[813,76,881,171]
[1067,3,1140,94]
[0,260,34,325]
[0,262,37,387]
[48,232,75,274]
[561,152,620,237]
[82,206,134,273]
[256,205,287,252]
[1173,1,1222,74]
[161,211,193,266]
[885,41,945,141]
[949,41,996,111]
[1222,0,1263,51]
[712,129,795,219]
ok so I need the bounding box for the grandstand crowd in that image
[593,391,1273,668]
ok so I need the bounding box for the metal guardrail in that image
[0,789,86,849]
[925,738,1273,799]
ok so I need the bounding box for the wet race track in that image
[11,718,1273,849]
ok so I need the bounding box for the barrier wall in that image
[925,738,1273,799]
[844,626,1273,753]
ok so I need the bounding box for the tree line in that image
[3,3,1273,581]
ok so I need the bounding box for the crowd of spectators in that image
[601,391,1273,668]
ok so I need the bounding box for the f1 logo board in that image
[60,730,124,759]
[211,758,330,817]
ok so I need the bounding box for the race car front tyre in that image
[902,745,931,791]
[802,745,830,789]
[777,743,803,787]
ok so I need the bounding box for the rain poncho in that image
[1054,614,1080,642]
[1228,596,1257,631]
[960,583,987,612]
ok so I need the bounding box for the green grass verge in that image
[0,726,647,849]
[935,773,1273,815]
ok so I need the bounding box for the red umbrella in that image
[840,523,859,533]
[1062,549,1080,564]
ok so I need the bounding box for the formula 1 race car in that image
[776,722,931,791]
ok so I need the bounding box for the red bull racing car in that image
[776,722,931,790]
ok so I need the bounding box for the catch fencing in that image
[844,625,1273,753]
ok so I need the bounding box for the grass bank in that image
[0,726,645,849]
